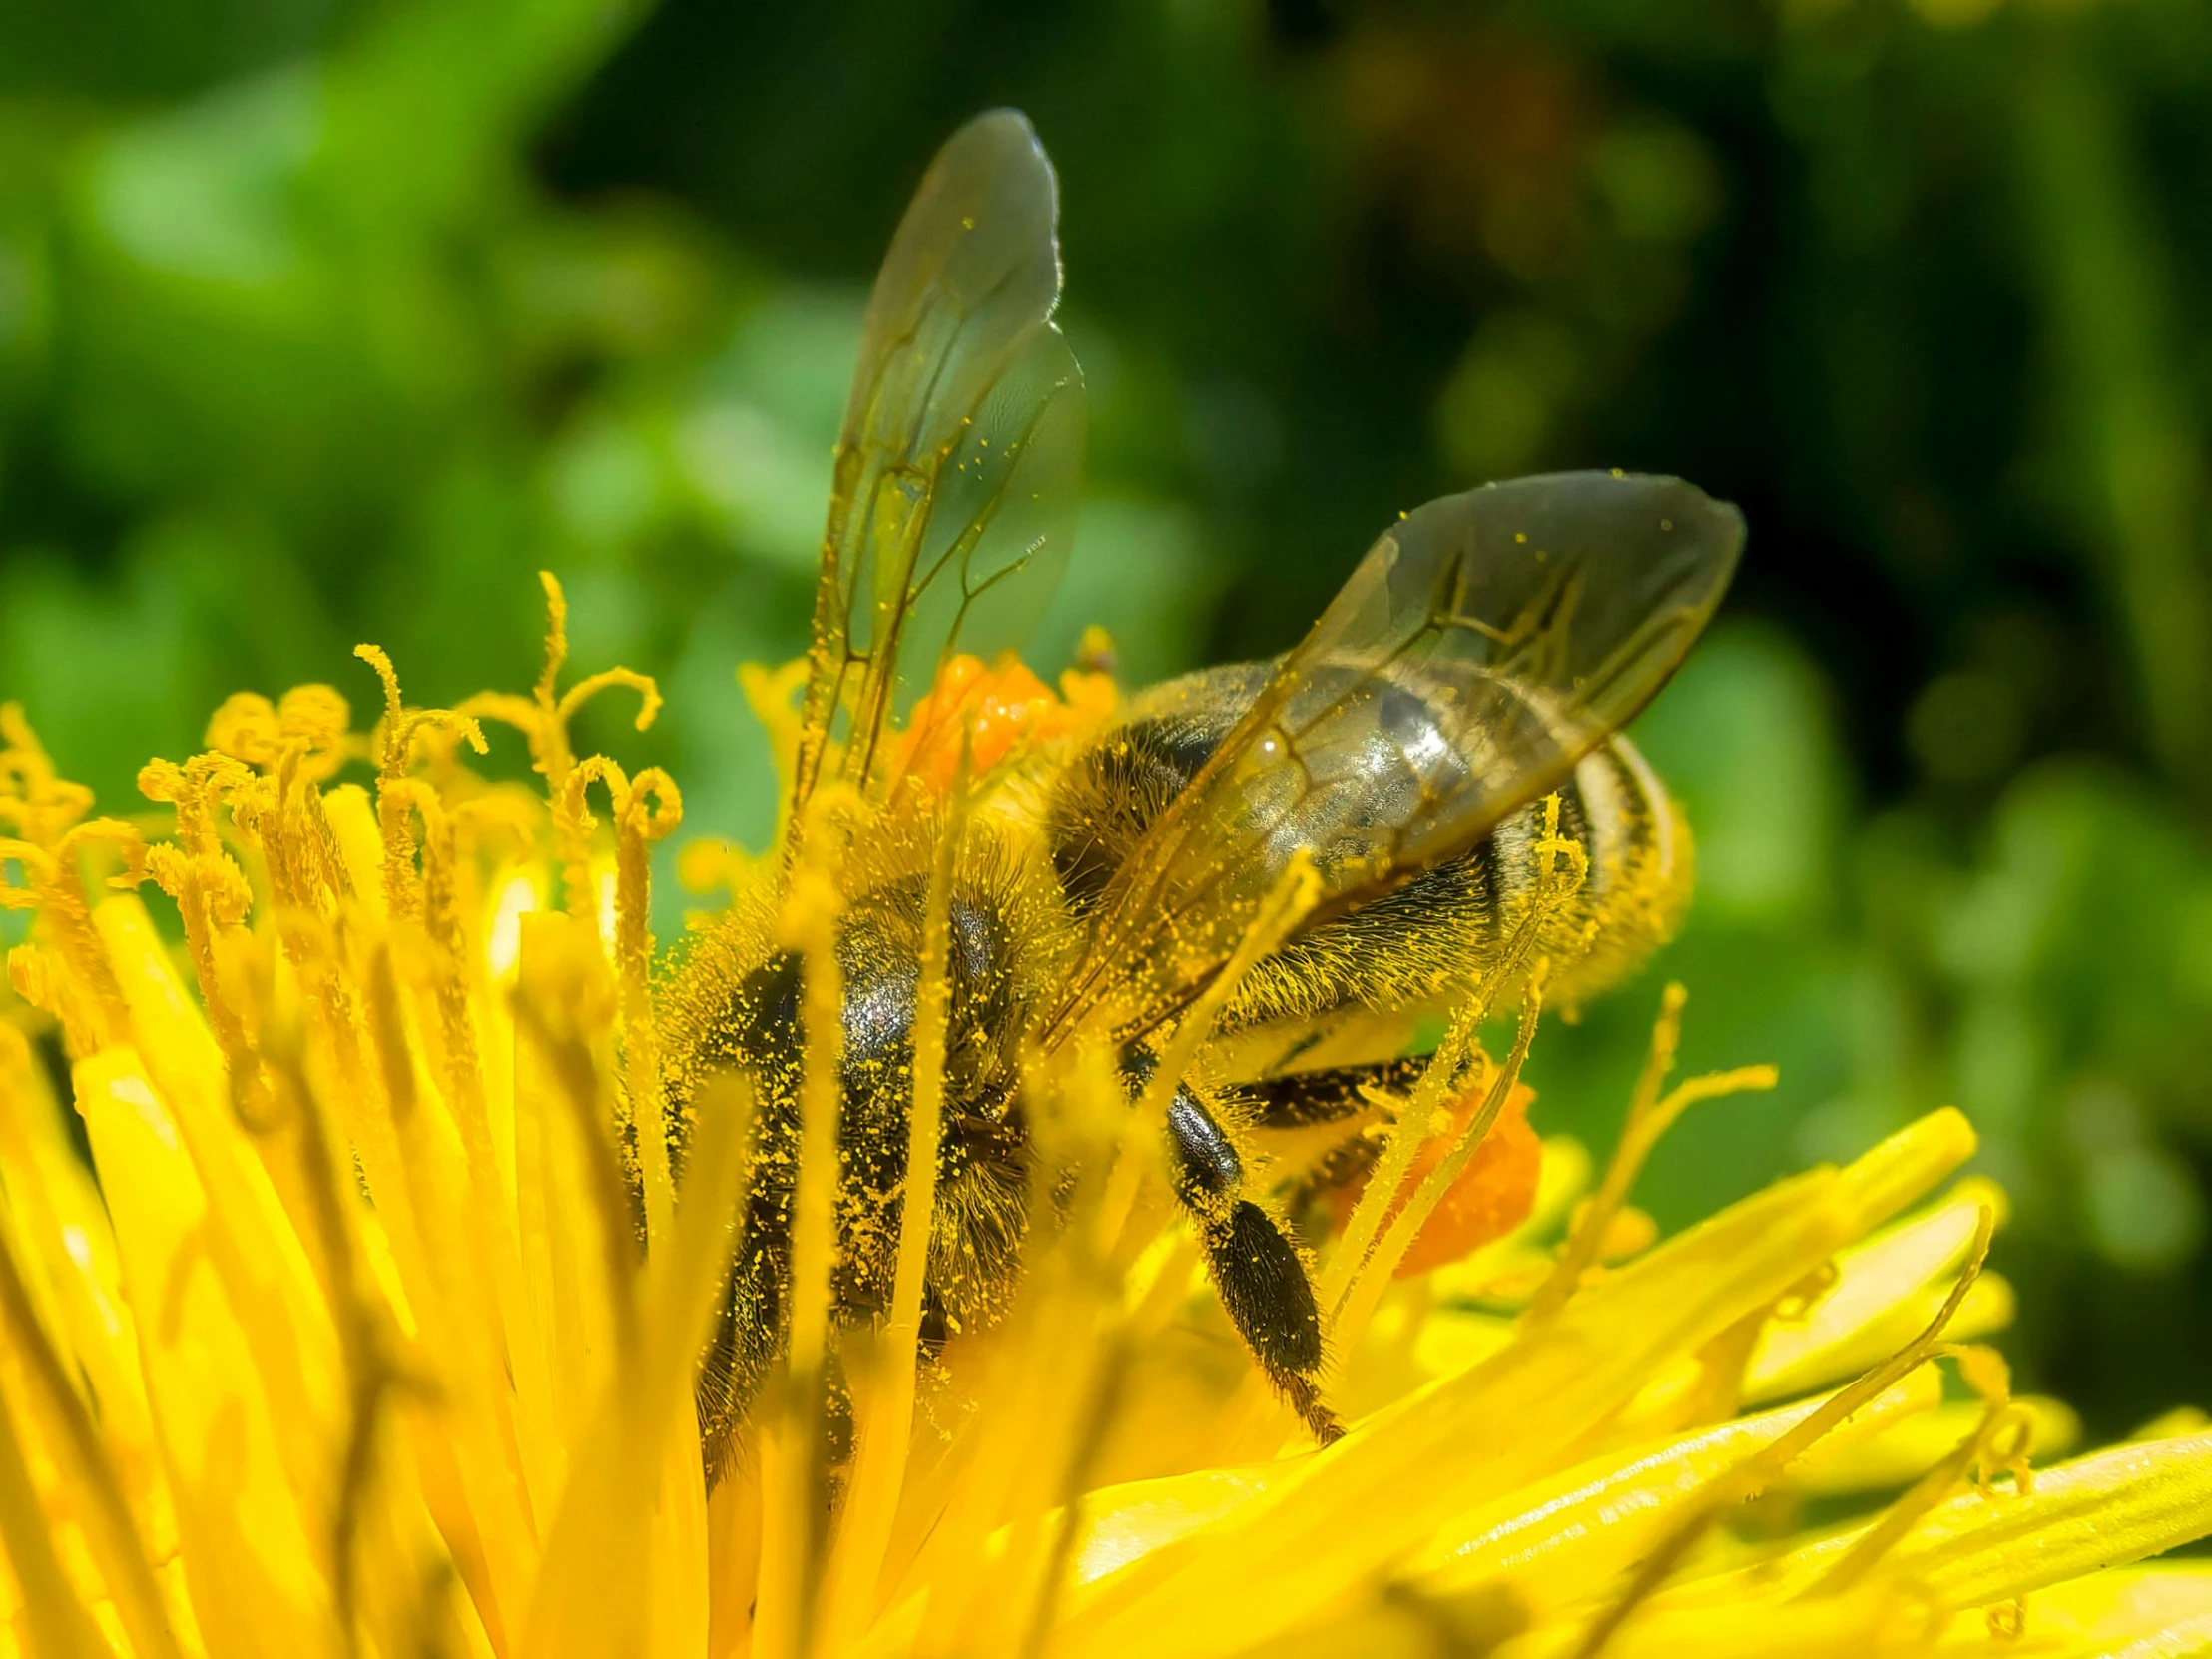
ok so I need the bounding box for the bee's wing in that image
[789,109,1087,822]
[1043,471,1744,1047]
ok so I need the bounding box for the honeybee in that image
[660,110,1743,1472]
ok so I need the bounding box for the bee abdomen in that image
[1223,735,1691,1029]
[1537,734,1692,1009]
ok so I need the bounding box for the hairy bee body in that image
[660,825,1063,1471]
[660,110,1741,1466]
[1045,663,1694,1049]
[663,661,1695,1470]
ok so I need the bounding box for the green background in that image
[4,0,2210,1436]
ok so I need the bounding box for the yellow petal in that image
[1076,1468,1276,1585]
[1058,1160,1862,1658]
[91,897,343,1474]
[75,1047,336,1656]
[1747,1180,2007,1404]
[1410,1307,1517,1382]
[1063,1111,1976,1659]
[0,1381,110,1659]
[1496,1586,1909,1659]
[1930,1563,2212,1655]
[1676,1432,2212,1613]
[0,1027,160,1507]
[1791,1396,2079,1497]
[1883,1431,2212,1610]
[1409,1368,1942,1609]
[517,1067,750,1659]
[1830,1108,1979,1240]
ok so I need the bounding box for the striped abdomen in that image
[1219,732,1691,1032]
[1046,664,1693,1037]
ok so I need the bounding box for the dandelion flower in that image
[0,584,2209,1659]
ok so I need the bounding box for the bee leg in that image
[1248,1058,1427,1127]
[1248,1060,1432,1228]
[1165,1088,1344,1446]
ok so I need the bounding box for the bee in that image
[659,110,1743,1473]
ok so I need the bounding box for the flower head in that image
[0,590,2208,1659]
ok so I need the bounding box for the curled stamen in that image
[205,686,356,781]
[354,645,488,923]
[461,576,661,943]
[555,754,645,950]
[0,821,147,1052]
[1528,985,1778,1322]
[559,667,663,734]
[0,704,97,847]
[140,758,272,1122]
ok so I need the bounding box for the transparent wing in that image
[789,109,1087,821]
[1042,470,1744,1047]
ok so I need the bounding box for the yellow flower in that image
[1,587,2209,1659]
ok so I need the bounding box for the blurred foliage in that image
[4,0,2212,1435]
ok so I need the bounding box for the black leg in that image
[1165,1087,1343,1445]
[1246,1059,1426,1128]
